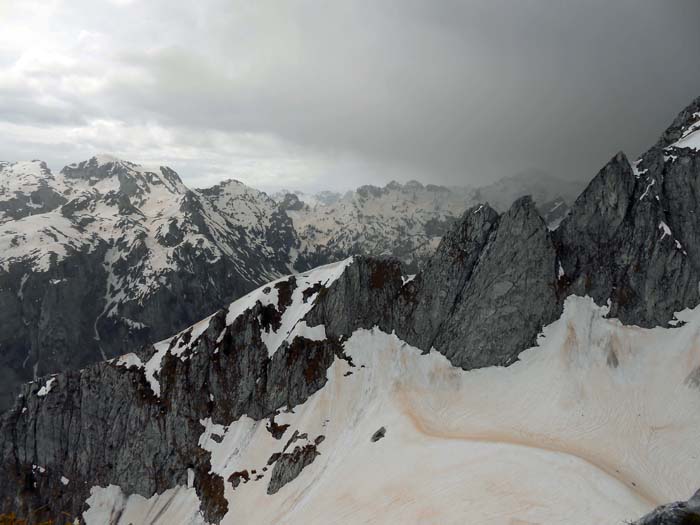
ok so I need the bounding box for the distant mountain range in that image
[272,173,583,269]
[0,156,583,410]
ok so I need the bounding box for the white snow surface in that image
[87,295,700,524]
[83,485,208,525]
[36,376,56,397]
[669,112,700,150]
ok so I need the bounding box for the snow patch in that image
[639,178,655,201]
[36,377,56,397]
[115,353,144,369]
[658,221,672,240]
[83,484,209,525]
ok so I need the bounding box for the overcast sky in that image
[1,0,699,191]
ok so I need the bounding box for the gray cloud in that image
[1,0,699,191]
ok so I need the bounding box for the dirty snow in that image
[88,295,700,524]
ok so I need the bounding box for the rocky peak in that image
[398,195,559,368]
[556,148,700,327]
[0,160,67,223]
[277,192,305,212]
[4,149,700,520]
[654,95,700,150]
[60,156,186,202]
[61,154,135,180]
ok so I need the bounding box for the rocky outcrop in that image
[556,148,700,327]
[631,490,700,524]
[267,438,323,495]
[388,197,560,368]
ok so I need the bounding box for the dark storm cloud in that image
[1,0,699,190]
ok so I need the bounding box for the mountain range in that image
[0,95,699,523]
[0,159,579,411]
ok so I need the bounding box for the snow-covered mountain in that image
[0,155,304,410]
[272,177,579,271]
[280,181,472,270]
[0,159,580,411]
[2,95,700,524]
[0,160,68,223]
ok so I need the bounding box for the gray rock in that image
[0,159,309,412]
[413,196,560,368]
[0,272,343,523]
[267,441,321,495]
[631,490,700,524]
[370,427,386,442]
[556,149,700,327]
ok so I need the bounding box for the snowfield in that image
[85,294,700,524]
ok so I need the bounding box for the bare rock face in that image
[631,490,700,525]
[0,278,344,523]
[0,156,581,413]
[555,150,700,327]
[267,441,321,495]
[394,196,561,368]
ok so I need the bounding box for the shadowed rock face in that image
[555,150,700,327]
[3,97,700,522]
[389,197,560,369]
[0,293,345,523]
[632,491,700,524]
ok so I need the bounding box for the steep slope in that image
[0,156,304,411]
[3,92,700,523]
[2,249,700,524]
